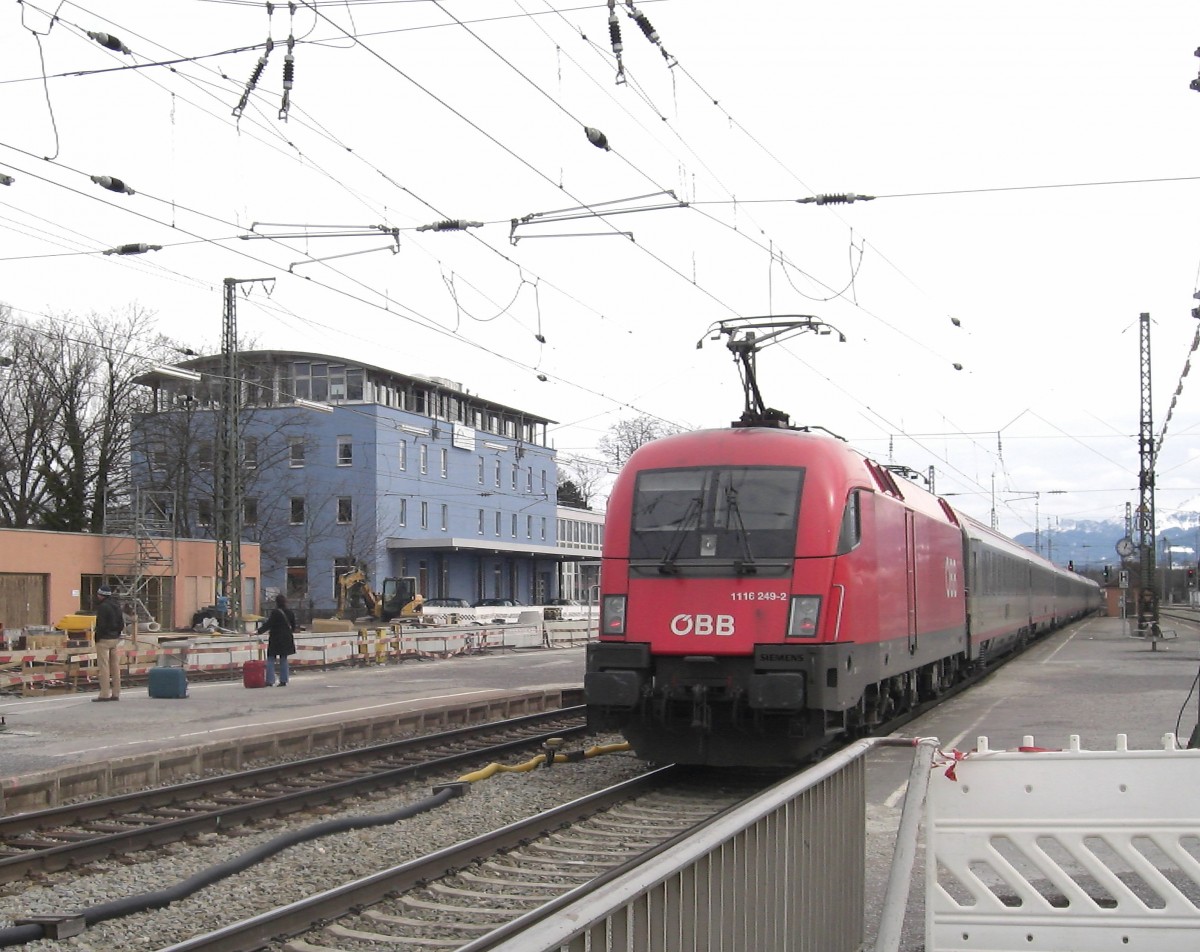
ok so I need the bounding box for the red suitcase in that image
[243,659,267,689]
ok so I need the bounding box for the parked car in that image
[423,597,472,609]
[544,597,580,606]
[473,598,524,608]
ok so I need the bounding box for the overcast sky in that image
[3,1,1199,551]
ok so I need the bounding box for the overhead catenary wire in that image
[0,1,1180,521]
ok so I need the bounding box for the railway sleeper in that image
[398,895,545,916]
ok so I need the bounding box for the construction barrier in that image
[927,733,1200,952]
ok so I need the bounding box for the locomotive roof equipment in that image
[697,315,846,429]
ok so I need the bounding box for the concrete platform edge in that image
[0,688,574,815]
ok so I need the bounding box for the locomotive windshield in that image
[630,466,803,572]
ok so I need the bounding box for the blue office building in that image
[134,351,578,615]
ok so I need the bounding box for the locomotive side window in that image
[630,466,803,569]
[836,490,863,554]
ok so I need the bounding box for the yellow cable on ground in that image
[457,740,632,784]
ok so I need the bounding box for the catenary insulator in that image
[416,219,483,232]
[797,193,875,205]
[87,31,131,54]
[584,126,611,151]
[90,175,134,195]
[609,16,623,55]
[632,11,660,44]
[103,243,162,256]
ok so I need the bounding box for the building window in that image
[398,439,407,471]
[242,436,259,469]
[478,509,485,534]
[197,441,213,470]
[337,496,353,524]
[477,457,484,484]
[541,470,547,494]
[511,513,518,538]
[440,504,448,531]
[440,447,448,478]
[511,463,518,490]
[286,558,308,600]
[494,459,501,488]
[243,498,258,526]
[526,468,533,492]
[494,511,501,536]
[420,501,429,529]
[197,499,213,527]
[398,498,407,527]
[540,516,546,540]
[526,515,533,539]
[337,436,353,466]
[289,437,305,468]
[419,444,428,475]
[290,497,305,524]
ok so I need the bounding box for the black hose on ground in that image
[0,786,458,947]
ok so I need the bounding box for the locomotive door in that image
[905,511,918,653]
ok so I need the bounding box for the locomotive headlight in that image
[601,595,627,637]
[786,596,821,638]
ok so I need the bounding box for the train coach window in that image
[837,490,862,554]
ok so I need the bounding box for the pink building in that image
[0,528,260,635]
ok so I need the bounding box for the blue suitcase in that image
[148,666,188,699]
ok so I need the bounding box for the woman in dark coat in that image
[257,594,297,686]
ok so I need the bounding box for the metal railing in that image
[483,736,916,952]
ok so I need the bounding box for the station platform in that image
[0,644,587,814]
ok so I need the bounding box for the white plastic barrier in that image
[927,734,1200,951]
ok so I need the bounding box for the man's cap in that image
[97,586,113,597]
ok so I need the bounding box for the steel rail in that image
[157,766,683,952]
[0,708,586,882]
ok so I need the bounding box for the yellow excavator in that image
[335,570,423,623]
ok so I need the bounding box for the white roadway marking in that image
[1042,621,1088,663]
[883,695,1010,809]
[45,690,500,758]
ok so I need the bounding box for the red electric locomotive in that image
[585,317,1100,767]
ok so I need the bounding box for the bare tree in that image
[558,457,612,509]
[0,306,175,530]
[596,414,685,469]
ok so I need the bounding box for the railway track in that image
[0,707,586,885]
[157,765,768,952]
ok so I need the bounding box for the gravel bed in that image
[0,735,647,950]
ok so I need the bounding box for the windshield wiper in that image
[724,487,757,575]
[659,495,703,575]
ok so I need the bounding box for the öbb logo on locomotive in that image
[670,613,735,636]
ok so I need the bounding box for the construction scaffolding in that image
[102,489,178,632]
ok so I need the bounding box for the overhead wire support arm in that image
[289,244,399,273]
[508,191,686,244]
